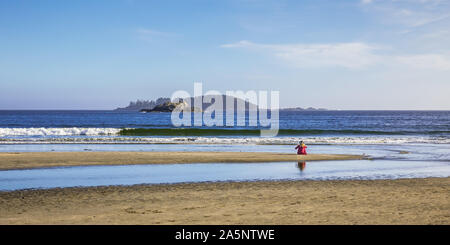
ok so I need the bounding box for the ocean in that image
[0,110,449,160]
[1,110,449,190]
[0,111,450,144]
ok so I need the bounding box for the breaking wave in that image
[1,127,449,137]
[0,127,449,145]
[0,127,121,136]
[118,128,450,136]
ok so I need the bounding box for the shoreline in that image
[0,151,366,170]
[1,177,448,224]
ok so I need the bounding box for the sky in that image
[0,0,449,110]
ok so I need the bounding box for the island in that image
[115,96,328,112]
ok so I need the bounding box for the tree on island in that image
[115,98,170,111]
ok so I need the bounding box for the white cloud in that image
[361,0,450,28]
[420,30,450,39]
[222,41,381,69]
[222,40,450,71]
[407,12,450,27]
[395,54,450,70]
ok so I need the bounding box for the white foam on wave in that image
[1,127,449,144]
[0,127,121,136]
[1,135,449,145]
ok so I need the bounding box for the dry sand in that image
[0,178,449,225]
[0,151,365,170]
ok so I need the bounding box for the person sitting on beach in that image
[295,141,307,155]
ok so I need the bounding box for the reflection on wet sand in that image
[297,161,306,172]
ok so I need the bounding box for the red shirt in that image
[295,144,307,155]
[301,145,307,154]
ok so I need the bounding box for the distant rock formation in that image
[115,98,170,111]
[186,95,259,112]
[280,107,327,111]
[116,95,259,112]
[116,95,327,112]
[140,101,202,113]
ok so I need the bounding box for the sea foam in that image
[0,134,449,145]
[0,127,121,136]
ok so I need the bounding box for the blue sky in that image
[0,0,449,109]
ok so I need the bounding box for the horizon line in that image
[0,109,449,111]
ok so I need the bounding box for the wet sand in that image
[0,177,448,224]
[0,151,365,170]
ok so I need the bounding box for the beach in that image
[2,151,448,225]
[1,177,449,225]
[0,151,365,170]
